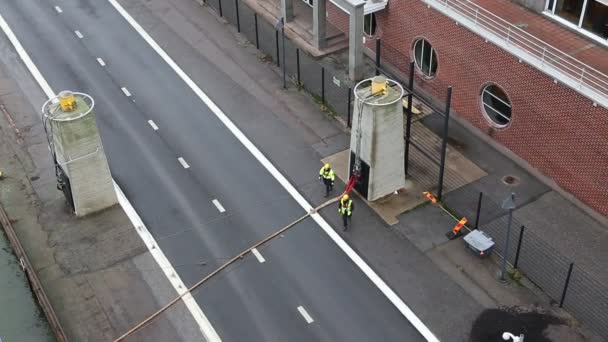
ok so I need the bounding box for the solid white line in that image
[54,6,63,13]
[297,306,314,324]
[114,182,221,341]
[75,30,84,39]
[0,14,55,99]
[0,12,221,342]
[178,157,190,169]
[96,57,106,67]
[121,87,131,97]
[147,120,159,131]
[251,248,265,263]
[211,199,225,213]
[106,1,439,341]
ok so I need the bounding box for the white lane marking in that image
[0,13,221,342]
[54,6,63,13]
[114,182,221,341]
[178,157,190,169]
[96,57,106,66]
[147,120,159,131]
[75,30,84,39]
[297,306,314,324]
[106,1,439,341]
[211,199,225,213]
[121,87,131,97]
[0,14,55,100]
[251,248,265,263]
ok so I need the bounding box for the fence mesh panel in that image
[299,52,322,98]
[257,19,277,62]
[239,3,257,44]
[222,0,238,27]
[323,70,349,120]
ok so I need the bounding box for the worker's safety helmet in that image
[342,194,349,201]
[324,163,330,169]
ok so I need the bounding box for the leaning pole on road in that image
[42,90,117,217]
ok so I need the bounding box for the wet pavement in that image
[0,230,54,342]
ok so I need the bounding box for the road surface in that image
[0,1,430,341]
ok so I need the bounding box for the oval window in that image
[413,39,438,78]
[481,84,512,127]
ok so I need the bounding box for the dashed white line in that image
[212,199,225,213]
[107,1,439,341]
[121,87,131,97]
[96,58,106,67]
[54,6,63,13]
[178,157,190,169]
[74,30,83,39]
[251,248,265,263]
[297,306,314,324]
[147,120,159,131]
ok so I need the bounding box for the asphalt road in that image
[0,1,426,341]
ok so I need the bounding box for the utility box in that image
[349,76,405,201]
[42,91,117,217]
[463,230,495,258]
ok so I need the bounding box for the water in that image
[0,229,55,342]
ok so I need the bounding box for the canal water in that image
[0,229,54,342]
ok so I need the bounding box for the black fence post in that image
[375,39,381,76]
[437,86,453,201]
[275,31,280,66]
[347,88,352,128]
[219,0,223,17]
[474,192,483,229]
[235,0,240,32]
[321,67,325,104]
[559,263,574,308]
[513,225,525,269]
[254,14,259,49]
[404,61,415,176]
[296,49,301,87]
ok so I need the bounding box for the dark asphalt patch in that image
[470,307,563,342]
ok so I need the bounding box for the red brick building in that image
[327,0,608,219]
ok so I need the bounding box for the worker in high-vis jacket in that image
[319,163,335,197]
[338,194,354,231]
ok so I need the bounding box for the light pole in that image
[502,332,525,341]
[500,192,516,281]
[274,17,286,89]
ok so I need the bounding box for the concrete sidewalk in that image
[117,0,603,340]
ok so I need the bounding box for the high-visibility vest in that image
[338,198,353,216]
[319,166,335,181]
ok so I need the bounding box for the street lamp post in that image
[275,18,286,89]
[500,192,516,281]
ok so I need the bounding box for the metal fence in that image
[443,189,608,339]
[204,0,353,124]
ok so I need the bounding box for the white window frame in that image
[544,0,608,43]
[413,39,437,78]
[481,85,512,128]
[364,13,376,37]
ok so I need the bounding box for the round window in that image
[481,84,512,127]
[413,39,438,78]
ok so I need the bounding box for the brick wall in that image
[330,0,608,217]
[327,2,349,34]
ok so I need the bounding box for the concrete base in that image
[323,121,487,225]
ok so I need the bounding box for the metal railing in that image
[424,0,608,106]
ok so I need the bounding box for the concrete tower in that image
[42,91,117,217]
[349,76,405,201]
